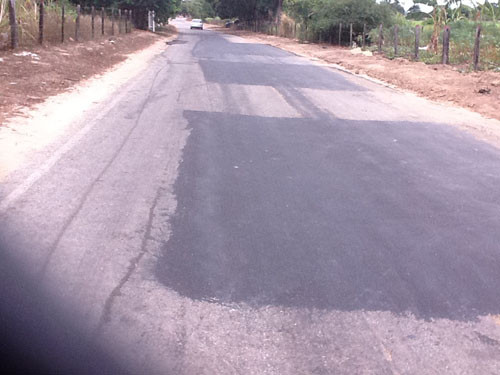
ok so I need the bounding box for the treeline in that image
[285,0,397,39]
[67,0,181,29]
[181,0,279,22]
[181,0,399,37]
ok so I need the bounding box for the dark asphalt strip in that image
[157,110,500,321]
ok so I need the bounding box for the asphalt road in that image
[1,19,500,374]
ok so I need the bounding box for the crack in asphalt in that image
[38,65,167,280]
[95,183,165,331]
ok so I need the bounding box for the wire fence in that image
[0,1,134,50]
[234,18,500,71]
[369,21,500,71]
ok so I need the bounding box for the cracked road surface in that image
[1,18,500,374]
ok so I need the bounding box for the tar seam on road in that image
[37,66,167,280]
[95,183,165,332]
[276,86,333,120]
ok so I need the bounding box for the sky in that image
[398,0,499,11]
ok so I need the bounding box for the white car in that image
[190,19,203,30]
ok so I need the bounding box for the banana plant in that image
[448,0,468,22]
[415,0,448,53]
[483,0,498,22]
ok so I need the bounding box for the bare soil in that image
[0,28,175,125]
[207,25,500,123]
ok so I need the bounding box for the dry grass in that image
[280,14,297,39]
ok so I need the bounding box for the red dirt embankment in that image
[0,28,175,125]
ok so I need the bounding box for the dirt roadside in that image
[207,25,500,124]
[0,28,176,180]
[0,28,176,125]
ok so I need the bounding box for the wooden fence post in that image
[101,7,105,35]
[473,24,481,71]
[91,6,95,39]
[125,10,128,33]
[442,25,450,64]
[338,23,342,45]
[394,24,399,56]
[349,23,353,47]
[118,9,122,34]
[75,4,80,41]
[378,23,383,53]
[38,0,44,45]
[129,10,132,32]
[111,9,115,35]
[362,23,366,48]
[61,4,65,43]
[127,10,130,33]
[8,0,18,49]
[415,25,420,60]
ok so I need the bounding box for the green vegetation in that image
[180,0,215,19]
[177,0,279,21]
[284,0,396,43]
[367,15,500,70]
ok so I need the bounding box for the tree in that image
[117,0,180,28]
[406,4,430,20]
[181,0,215,19]
[285,0,395,40]
[415,0,448,53]
[284,0,317,29]
[212,0,279,21]
[384,0,404,15]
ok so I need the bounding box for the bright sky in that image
[399,0,499,12]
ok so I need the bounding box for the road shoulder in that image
[0,30,177,182]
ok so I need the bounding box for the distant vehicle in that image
[190,19,203,30]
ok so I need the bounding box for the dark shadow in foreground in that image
[156,110,500,321]
[0,240,129,375]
